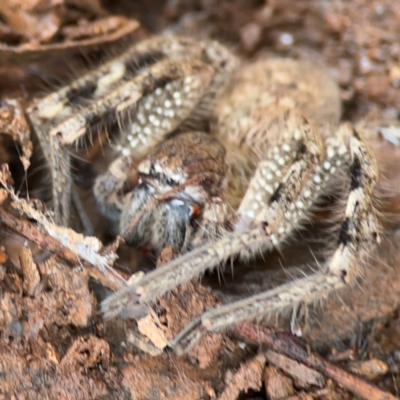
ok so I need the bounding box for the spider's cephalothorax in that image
[119,131,228,253]
[27,35,380,355]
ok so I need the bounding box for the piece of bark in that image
[19,246,40,297]
[265,349,326,389]
[232,322,397,400]
[264,364,295,399]
[218,353,266,400]
[348,359,389,381]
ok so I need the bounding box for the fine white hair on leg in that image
[170,125,380,354]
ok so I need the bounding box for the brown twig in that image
[0,206,126,291]
[231,321,397,400]
[0,18,139,66]
[0,206,80,264]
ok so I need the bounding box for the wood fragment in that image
[62,16,132,41]
[0,18,139,66]
[348,358,389,381]
[231,322,397,400]
[264,364,295,400]
[137,312,168,350]
[0,205,80,265]
[0,206,126,291]
[264,349,326,389]
[19,246,40,296]
[218,353,266,400]
[0,99,32,169]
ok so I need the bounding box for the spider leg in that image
[28,37,237,130]
[236,115,351,251]
[101,111,327,319]
[171,124,380,353]
[31,59,214,226]
[93,155,136,219]
[49,132,72,225]
[191,196,232,248]
[28,36,238,226]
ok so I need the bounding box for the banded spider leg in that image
[172,126,380,353]
[27,36,239,226]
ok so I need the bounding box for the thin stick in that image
[231,322,397,400]
[0,206,126,291]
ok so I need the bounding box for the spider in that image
[27,35,380,354]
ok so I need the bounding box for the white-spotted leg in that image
[27,36,239,226]
[171,125,380,353]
